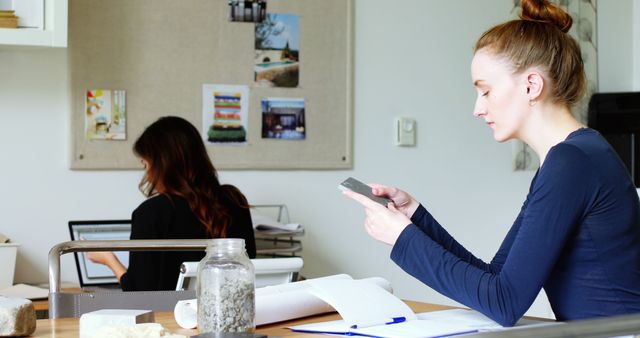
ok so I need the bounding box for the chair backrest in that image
[48,239,210,318]
[175,257,304,291]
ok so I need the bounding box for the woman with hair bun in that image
[345,0,640,326]
[88,116,256,291]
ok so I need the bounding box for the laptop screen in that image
[68,220,132,287]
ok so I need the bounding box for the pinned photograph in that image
[255,13,300,88]
[85,89,126,140]
[229,0,267,23]
[261,98,305,140]
[203,84,249,144]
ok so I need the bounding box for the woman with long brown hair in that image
[88,116,256,291]
[345,0,640,326]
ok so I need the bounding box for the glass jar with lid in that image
[197,238,255,333]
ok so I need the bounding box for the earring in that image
[529,99,537,107]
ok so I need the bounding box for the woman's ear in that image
[525,71,544,100]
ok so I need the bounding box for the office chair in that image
[175,257,304,291]
[48,239,209,319]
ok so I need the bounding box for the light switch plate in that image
[395,117,416,146]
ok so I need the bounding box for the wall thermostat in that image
[395,117,416,146]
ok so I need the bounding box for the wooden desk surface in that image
[32,298,49,312]
[31,300,454,338]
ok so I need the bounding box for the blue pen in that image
[385,317,407,325]
[350,316,407,329]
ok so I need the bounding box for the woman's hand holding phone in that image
[368,184,420,219]
[340,178,418,245]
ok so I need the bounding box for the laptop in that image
[68,220,132,290]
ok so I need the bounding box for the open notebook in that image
[289,279,548,338]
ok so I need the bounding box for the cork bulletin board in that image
[69,0,353,170]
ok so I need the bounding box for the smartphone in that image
[338,177,392,207]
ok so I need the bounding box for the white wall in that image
[597,0,635,92]
[0,0,636,319]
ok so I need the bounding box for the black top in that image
[120,192,256,291]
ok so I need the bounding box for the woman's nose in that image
[473,101,486,117]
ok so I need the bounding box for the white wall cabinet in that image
[0,0,66,47]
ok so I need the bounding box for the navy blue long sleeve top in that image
[391,128,640,326]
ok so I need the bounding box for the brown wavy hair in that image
[133,116,249,238]
[474,0,586,107]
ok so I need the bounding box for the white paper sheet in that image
[0,283,48,300]
[290,317,478,338]
[308,279,416,328]
[290,308,550,338]
[174,274,394,328]
[250,210,303,232]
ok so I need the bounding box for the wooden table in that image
[32,298,49,312]
[31,301,454,337]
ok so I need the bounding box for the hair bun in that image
[520,0,572,33]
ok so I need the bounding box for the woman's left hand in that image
[85,251,127,281]
[343,190,412,245]
[86,251,117,266]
